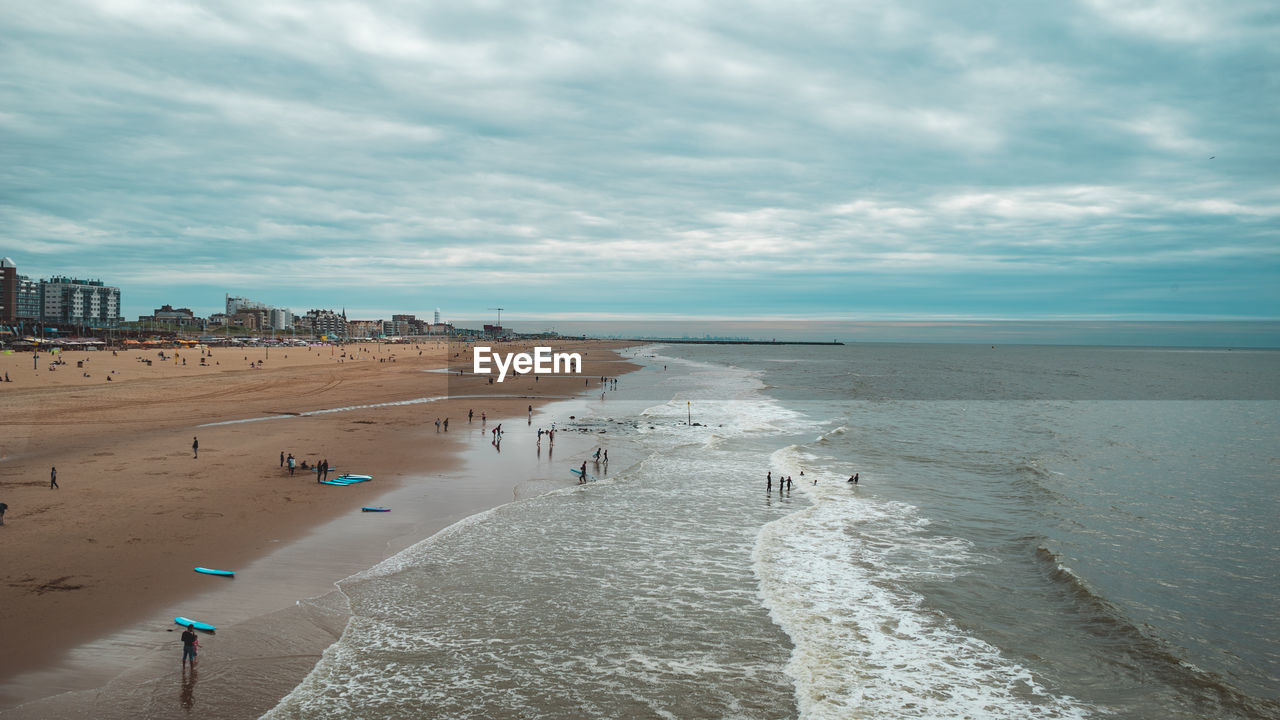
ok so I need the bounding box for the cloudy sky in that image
[2,0,1277,326]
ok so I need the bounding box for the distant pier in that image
[625,339,844,346]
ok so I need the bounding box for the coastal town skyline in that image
[3,2,1277,328]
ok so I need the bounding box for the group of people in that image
[765,471,792,492]
[435,417,449,432]
[766,470,860,491]
[279,451,332,480]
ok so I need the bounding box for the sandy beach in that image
[0,339,635,714]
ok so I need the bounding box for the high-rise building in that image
[226,295,269,315]
[0,257,17,323]
[228,295,292,330]
[39,276,121,326]
[1,258,65,325]
[434,308,441,325]
[269,307,293,331]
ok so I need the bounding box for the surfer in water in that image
[181,624,198,666]
[580,461,588,483]
[848,473,859,484]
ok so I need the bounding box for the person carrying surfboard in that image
[181,624,198,666]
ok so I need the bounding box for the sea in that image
[263,342,1279,719]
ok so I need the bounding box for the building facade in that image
[300,309,347,338]
[139,304,199,326]
[2,259,118,326]
[39,276,122,326]
[226,295,292,330]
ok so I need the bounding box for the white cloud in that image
[1,0,1276,319]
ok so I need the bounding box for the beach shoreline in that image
[0,339,637,714]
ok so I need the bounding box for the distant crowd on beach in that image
[1,358,623,532]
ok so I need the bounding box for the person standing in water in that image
[766,471,772,492]
[181,624,198,666]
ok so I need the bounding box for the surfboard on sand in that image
[570,468,597,482]
[361,507,391,512]
[338,474,372,481]
[175,616,216,632]
[194,567,234,577]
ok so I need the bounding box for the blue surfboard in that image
[361,507,391,512]
[175,616,216,632]
[570,468,596,482]
[194,567,234,577]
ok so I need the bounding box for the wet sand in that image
[0,339,635,714]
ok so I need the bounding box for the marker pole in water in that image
[687,401,691,425]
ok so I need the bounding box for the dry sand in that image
[0,339,635,712]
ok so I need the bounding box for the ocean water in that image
[265,343,1279,719]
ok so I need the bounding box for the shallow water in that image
[263,343,1278,719]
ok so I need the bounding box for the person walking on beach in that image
[181,624,198,666]
[192,437,199,459]
[0,501,7,525]
[435,418,441,433]
[322,459,329,481]
[288,454,295,476]
[443,418,448,431]
[50,467,58,489]
[280,451,285,468]
[469,409,473,423]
